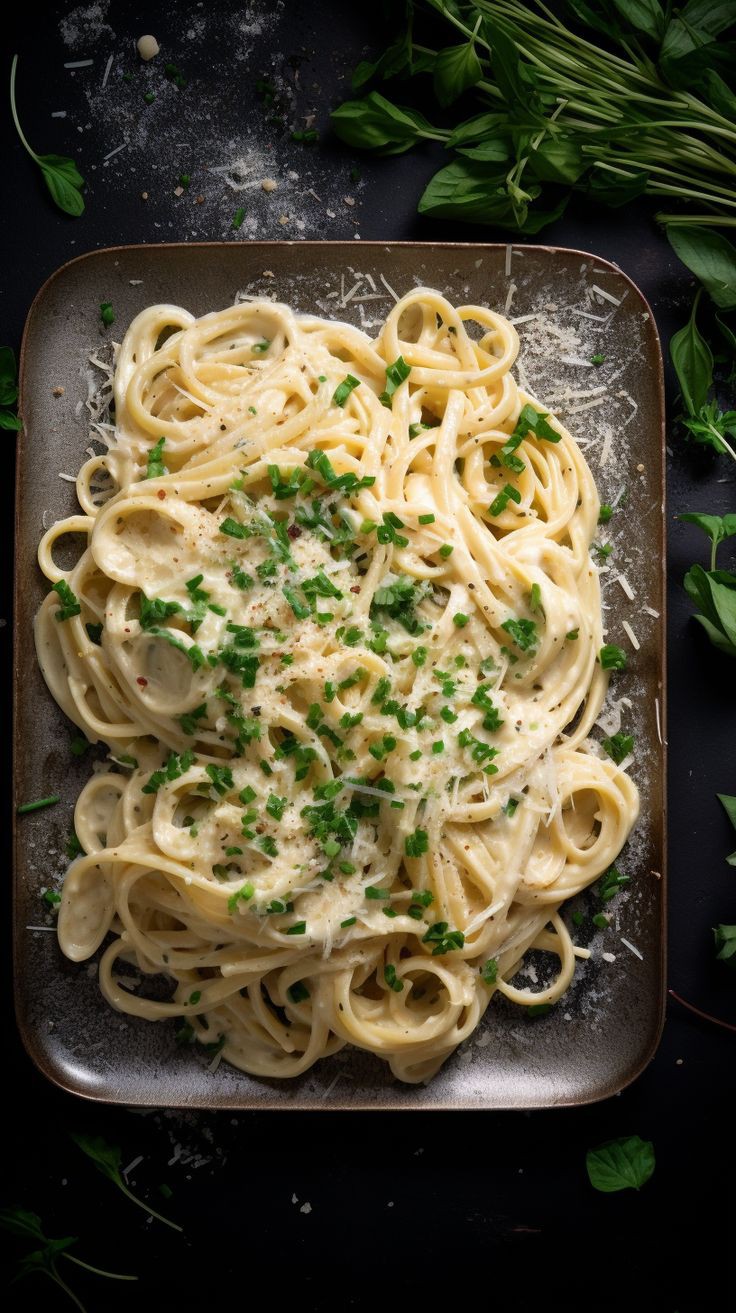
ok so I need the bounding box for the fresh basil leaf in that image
[700,66,736,118]
[331,92,437,155]
[71,1132,123,1183]
[447,111,507,149]
[0,378,18,407]
[457,138,511,163]
[37,153,85,217]
[660,0,735,65]
[587,166,649,206]
[586,1136,655,1192]
[714,923,736,959]
[352,29,413,91]
[0,1207,47,1240]
[670,291,713,417]
[667,225,736,312]
[611,0,665,41]
[716,313,736,352]
[480,16,528,105]
[560,0,622,40]
[0,410,22,430]
[0,346,17,387]
[529,137,585,185]
[681,401,736,456]
[418,158,566,231]
[433,38,483,107]
[662,44,736,97]
[680,512,736,551]
[717,793,736,865]
[685,565,736,653]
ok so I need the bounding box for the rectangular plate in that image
[14,242,666,1109]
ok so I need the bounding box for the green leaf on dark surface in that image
[669,290,713,417]
[37,154,85,216]
[480,16,528,106]
[586,167,649,208]
[684,564,736,656]
[717,793,736,865]
[681,402,736,458]
[611,0,665,41]
[446,112,507,149]
[679,513,736,569]
[660,0,735,66]
[71,1133,182,1231]
[10,56,85,217]
[418,158,567,232]
[667,227,736,312]
[529,137,586,186]
[433,38,483,107]
[714,923,736,962]
[331,91,438,155]
[586,1136,655,1192]
[352,27,413,91]
[715,313,736,353]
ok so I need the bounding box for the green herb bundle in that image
[333,0,736,234]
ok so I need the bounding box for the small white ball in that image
[137,35,160,61]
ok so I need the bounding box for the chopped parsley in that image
[52,580,81,622]
[601,732,634,764]
[481,957,498,984]
[379,355,411,408]
[332,374,361,407]
[228,882,255,913]
[384,963,404,992]
[405,829,428,858]
[501,617,538,653]
[142,749,195,795]
[422,921,465,955]
[489,483,521,516]
[146,436,167,479]
[600,644,627,671]
[512,403,560,444]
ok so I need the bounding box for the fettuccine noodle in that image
[35,290,638,1083]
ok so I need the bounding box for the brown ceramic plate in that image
[14,242,666,1109]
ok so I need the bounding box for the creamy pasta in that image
[35,289,638,1083]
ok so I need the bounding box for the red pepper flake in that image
[136,676,148,687]
[157,489,166,500]
[350,585,361,594]
[287,523,302,540]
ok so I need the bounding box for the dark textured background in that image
[2,3,734,1309]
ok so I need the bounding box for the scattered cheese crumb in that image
[261,178,278,193]
[602,951,617,963]
[137,35,160,61]
[52,386,65,397]
[173,185,184,197]
[620,937,643,960]
[278,214,289,226]
[300,1202,312,1215]
[622,620,640,650]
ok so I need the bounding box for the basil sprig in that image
[10,55,85,216]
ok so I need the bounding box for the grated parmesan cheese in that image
[622,620,640,650]
[620,937,643,961]
[617,574,635,600]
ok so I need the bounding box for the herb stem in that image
[64,1254,138,1281]
[9,55,39,163]
[47,1265,88,1313]
[668,988,736,1035]
[117,1181,183,1232]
